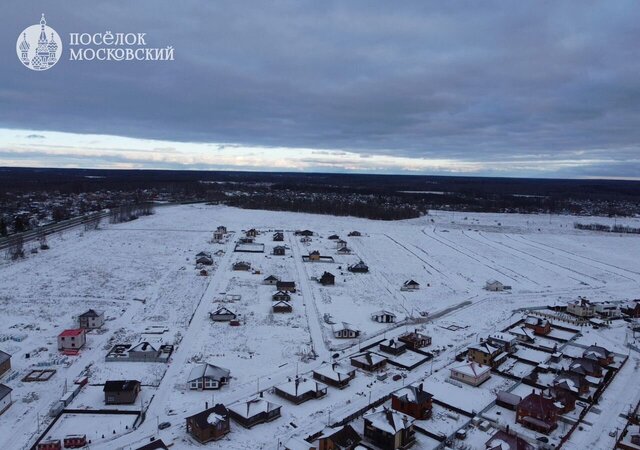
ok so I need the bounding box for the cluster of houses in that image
[264,276,297,314]
[564,297,639,324]
[0,350,12,416]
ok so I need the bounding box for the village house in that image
[391,383,433,419]
[106,341,174,363]
[196,251,213,265]
[450,361,491,386]
[516,390,559,434]
[332,322,361,339]
[295,229,314,237]
[0,384,12,415]
[78,309,105,329]
[336,246,352,255]
[232,261,252,271]
[487,333,518,353]
[485,430,535,450]
[213,231,224,242]
[319,271,335,286]
[595,302,622,318]
[274,377,328,404]
[569,357,603,378]
[363,408,415,450]
[582,344,614,366]
[228,398,282,428]
[273,291,292,302]
[273,301,293,313]
[485,280,507,291]
[273,232,284,242]
[328,234,340,240]
[308,250,322,261]
[300,236,312,243]
[0,350,11,378]
[209,307,237,322]
[335,239,347,249]
[553,370,589,395]
[246,228,258,237]
[379,338,407,356]
[187,363,231,390]
[264,275,280,285]
[398,330,431,349]
[371,310,397,323]
[495,391,522,411]
[313,424,362,450]
[348,261,369,273]
[186,403,230,443]
[350,352,387,372]
[103,380,141,405]
[509,326,535,343]
[277,281,297,292]
[57,329,86,352]
[567,297,596,318]
[467,341,507,368]
[284,437,316,450]
[313,363,356,389]
[238,236,254,244]
[401,280,420,291]
[216,225,227,234]
[36,440,61,450]
[621,299,640,318]
[551,381,578,413]
[524,316,551,335]
[348,231,362,237]
[273,245,286,256]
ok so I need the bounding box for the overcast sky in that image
[2,1,640,178]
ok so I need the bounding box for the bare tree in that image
[84,213,102,231]
[37,228,49,250]
[8,235,25,260]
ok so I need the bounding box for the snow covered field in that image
[0,204,638,450]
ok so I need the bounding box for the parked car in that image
[158,421,171,430]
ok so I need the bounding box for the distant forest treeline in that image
[574,223,640,234]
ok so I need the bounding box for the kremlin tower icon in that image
[17,14,61,71]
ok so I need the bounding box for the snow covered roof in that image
[380,338,405,349]
[0,383,12,400]
[285,437,315,450]
[264,275,279,281]
[314,363,355,382]
[351,352,386,366]
[103,380,140,392]
[393,384,432,404]
[129,341,158,353]
[371,310,396,319]
[228,398,281,419]
[451,361,490,378]
[509,326,534,340]
[583,345,612,360]
[186,404,228,429]
[364,408,413,434]
[188,363,231,382]
[79,309,103,318]
[0,350,10,365]
[332,322,359,333]
[468,341,500,354]
[403,279,419,286]
[211,307,235,315]
[276,378,326,397]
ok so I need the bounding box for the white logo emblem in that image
[16,14,62,71]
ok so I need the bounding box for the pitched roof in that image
[351,352,386,367]
[518,391,558,416]
[211,307,235,316]
[187,404,228,429]
[318,424,361,447]
[188,363,231,382]
[0,350,10,365]
[0,383,12,400]
[129,341,157,353]
[59,329,84,337]
[228,398,281,419]
[451,361,490,378]
[79,309,103,318]
[135,439,170,450]
[276,378,326,397]
[264,275,279,281]
[364,408,413,434]
[393,384,433,404]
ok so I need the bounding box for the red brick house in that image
[582,345,614,367]
[516,390,559,434]
[391,383,433,419]
[524,316,551,335]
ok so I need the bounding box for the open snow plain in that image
[0,204,638,449]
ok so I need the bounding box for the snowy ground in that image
[0,204,638,450]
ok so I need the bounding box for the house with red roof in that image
[57,329,86,353]
[516,390,559,434]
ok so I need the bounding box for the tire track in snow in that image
[420,228,523,285]
[516,234,640,280]
[480,232,603,285]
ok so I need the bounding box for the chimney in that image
[418,383,423,392]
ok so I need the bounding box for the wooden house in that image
[58,329,86,352]
[485,430,535,450]
[314,424,362,450]
[276,281,296,292]
[78,309,104,329]
[313,363,356,389]
[103,380,141,405]
[516,390,558,434]
[187,363,231,390]
[273,301,293,313]
[335,239,347,249]
[0,384,12,415]
[228,398,282,428]
[582,345,614,366]
[332,322,360,339]
[398,330,431,349]
[274,377,328,404]
[63,435,87,448]
[295,230,314,237]
[569,357,603,378]
[328,234,340,240]
[232,261,252,271]
[246,228,258,237]
[495,391,521,411]
[401,280,420,291]
[37,440,62,450]
[0,351,11,378]
[363,408,415,450]
[210,307,237,322]
[319,271,335,286]
[391,383,433,420]
[379,339,407,356]
[348,261,368,273]
[348,231,361,237]
[273,245,286,256]
[186,403,230,443]
[350,352,387,372]
[273,232,284,242]
[371,310,397,323]
[336,246,352,255]
[196,251,214,265]
[450,361,491,386]
[509,326,535,343]
[308,250,321,261]
[273,291,292,302]
[487,333,518,353]
[264,275,280,285]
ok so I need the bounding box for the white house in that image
[567,298,596,318]
[332,322,361,339]
[78,309,105,329]
[450,361,491,386]
[187,363,231,390]
[371,310,397,323]
[485,280,507,291]
[594,302,622,318]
